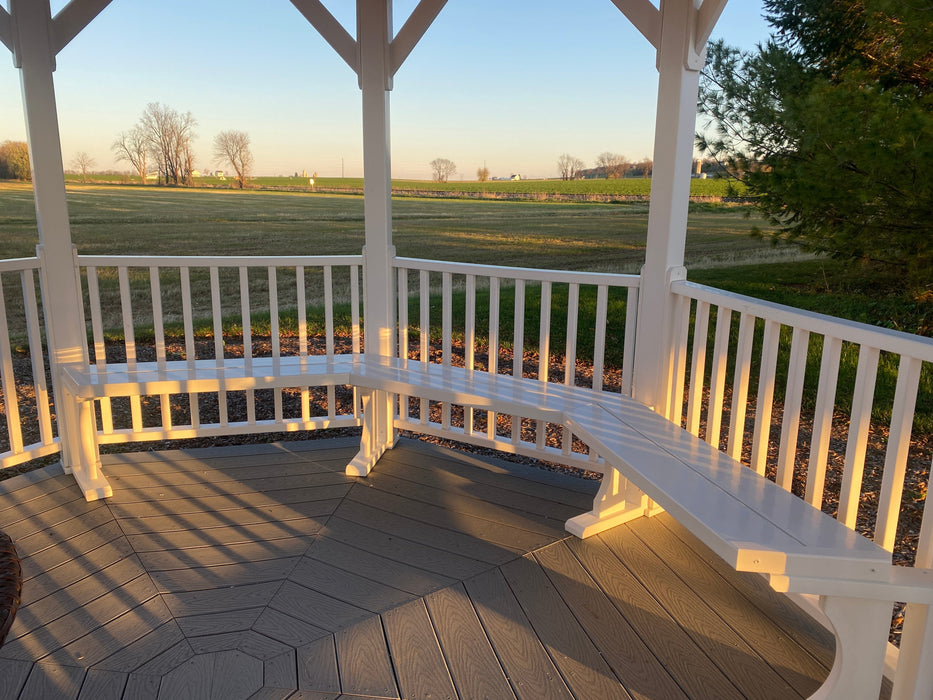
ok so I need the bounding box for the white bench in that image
[60,353,911,699]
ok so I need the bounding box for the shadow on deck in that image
[0,437,839,699]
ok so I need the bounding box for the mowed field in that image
[1,182,776,272]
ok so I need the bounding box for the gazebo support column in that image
[348,0,397,476]
[11,0,108,497]
[632,0,704,417]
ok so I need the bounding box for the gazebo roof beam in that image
[695,0,728,52]
[389,0,447,77]
[50,0,114,55]
[290,0,360,76]
[609,0,661,49]
[0,6,11,54]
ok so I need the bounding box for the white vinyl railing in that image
[669,279,933,696]
[76,254,365,443]
[0,256,58,468]
[394,257,640,469]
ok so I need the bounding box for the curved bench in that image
[61,353,917,699]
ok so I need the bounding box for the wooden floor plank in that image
[137,536,314,571]
[597,525,803,700]
[150,557,299,594]
[252,608,330,649]
[121,672,161,700]
[287,556,413,614]
[10,504,114,551]
[630,515,830,696]
[0,658,33,699]
[0,484,84,529]
[109,460,346,491]
[363,468,571,537]
[102,450,345,478]
[94,622,187,674]
[464,568,573,700]
[336,497,525,565]
[188,632,246,655]
[334,615,399,699]
[76,668,128,700]
[306,537,455,597]
[107,472,350,505]
[126,519,324,554]
[297,636,340,693]
[18,521,126,581]
[382,599,458,700]
[108,488,349,520]
[157,653,214,700]
[564,533,744,699]
[18,663,85,700]
[500,554,633,700]
[268,581,372,634]
[237,631,294,661]
[657,514,836,670]
[161,580,282,618]
[264,650,298,690]
[131,638,196,676]
[423,582,516,700]
[533,541,688,700]
[320,517,490,580]
[175,608,265,638]
[210,649,265,700]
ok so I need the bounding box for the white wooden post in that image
[347,0,397,476]
[11,0,110,498]
[631,0,705,416]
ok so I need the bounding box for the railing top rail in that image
[674,279,933,361]
[0,257,41,273]
[76,254,364,268]
[395,256,640,287]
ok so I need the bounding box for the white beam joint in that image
[609,0,661,50]
[695,0,727,50]
[389,0,447,77]
[0,7,13,55]
[50,0,113,55]
[290,0,360,76]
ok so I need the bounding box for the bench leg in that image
[347,389,396,477]
[59,389,113,501]
[809,595,891,700]
[565,468,656,538]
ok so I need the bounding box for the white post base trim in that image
[808,595,891,700]
[565,468,656,538]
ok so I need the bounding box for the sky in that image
[0,1,772,180]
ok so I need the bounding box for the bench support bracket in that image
[347,389,397,476]
[58,386,113,501]
[565,467,659,538]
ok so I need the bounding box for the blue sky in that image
[0,1,771,179]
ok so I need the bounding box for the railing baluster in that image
[776,327,810,491]
[750,319,781,475]
[512,279,525,445]
[86,266,113,433]
[487,276,500,440]
[592,284,608,394]
[805,336,842,508]
[148,267,171,432]
[240,267,256,426]
[725,312,754,460]
[21,269,53,445]
[622,286,638,398]
[441,271,452,430]
[706,306,732,447]
[875,355,923,551]
[295,266,308,424]
[419,269,429,425]
[838,345,880,528]
[180,266,199,429]
[209,266,228,427]
[118,266,143,432]
[397,267,409,421]
[351,264,361,418]
[268,266,283,424]
[560,283,580,454]
[324,265,335,421]
[686,300,710,436]
[464,273,475,436]
[667,292,690,422]
[0,280,23,454]
[535,281,552,451]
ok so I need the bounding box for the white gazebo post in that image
[9,0,110,493]
[632,0,725,416]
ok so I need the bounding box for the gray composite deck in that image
[0,437,839,700]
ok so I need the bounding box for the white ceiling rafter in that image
[0,6,12,53]
[389,0,447,77]
[51,0,114,54]
[609,0,661,49]
[695,0,727,51]
[290,0,360,75]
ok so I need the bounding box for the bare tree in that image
[557,153,585,180]
[112,127,149,184]
[635,157,653,178]
[595,152,629,179]
[476,165,490,182]
[213,130,254,189]
[430,158,456,183]
[70,151,96,183]
[138,102,197,185]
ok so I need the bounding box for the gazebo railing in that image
[0,256,58,469]
[669,279,933,695]
[393,257,640,469]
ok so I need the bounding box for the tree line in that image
[557,153,653,181]
[112,102,254,188]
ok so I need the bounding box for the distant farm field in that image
[63,174,744,199]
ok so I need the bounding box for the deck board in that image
[0,437,837,699]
